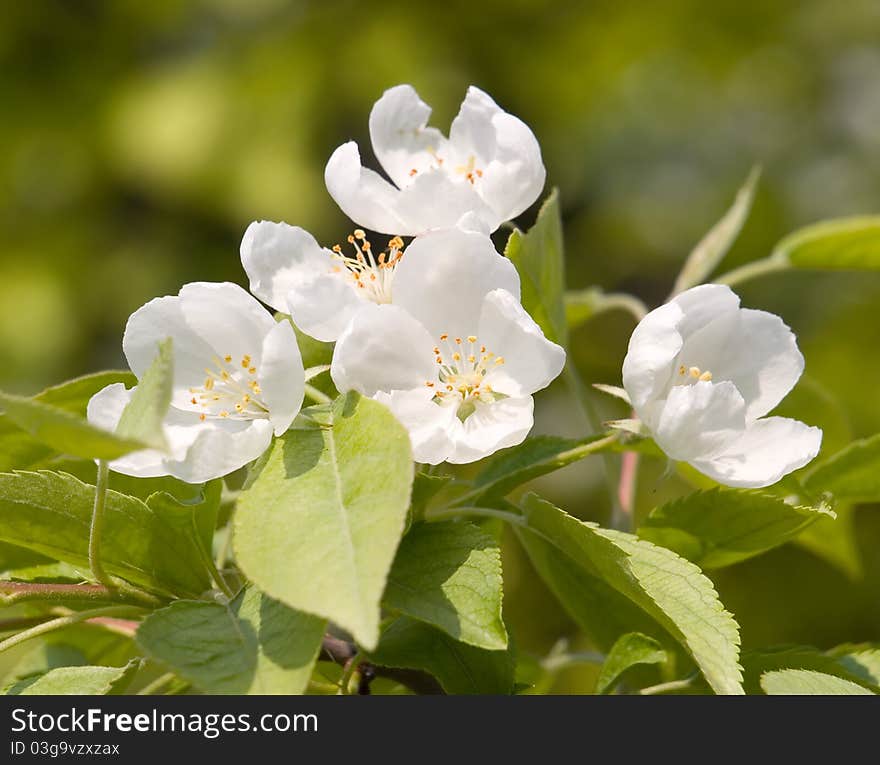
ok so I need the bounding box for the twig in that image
[0,605,142,655]
[0,581,151,607]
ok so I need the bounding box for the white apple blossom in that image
[87,282,304,483]
[621,284,822,488]
[241,222,519,343]
[329,249,565,464]
[324,84,545,236]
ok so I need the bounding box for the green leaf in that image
[410,471,453,518]
[596,632,667,694]
[741,646,879,695]
[803,433,880,503]
[671,166,760,293]
[0,470,216,597]
[772,216,880,271]
[565,288,647,331]
[470,434,612,503]
[828,644,880,687]
[638,488,835,568]
[234,393,412,650]
[0,391,147,463]
[4,661,138,695]
[504,189,567,345]
[368,617,514,695]
[515,494,743,694]
[384,521,506,650]
[760,669,875,695]
[115,337,173,450]
[137,587,325,694]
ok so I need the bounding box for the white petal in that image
[87,382,274,483]
[368,84,448,189]
[690,416,822,488]
[622,301,684,414]
[178,282,275,366]
[654,380,746,462]
[708,308,804,421]
[287,271,368,342]
[88,384,198,476]
[165,418,274,484]
[375,388,456,465]
[446,396,535,464]
[391,170,500,235]
[259,319,304,436]
[393,228,520,339]
[122,294,216,390]
[450,86,546,224]
[671,283,741,339]
[240,221,334,313]
[477,289,565,397]
[324,141,410,235]
[623,283,741,415]
[331,304,436,397]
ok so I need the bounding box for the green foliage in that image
[672,167,760,293]
[772,217,880,271]
[114,337,173,450]
[0,391,146,462]
[234,393,412,650]
[384,521,506,650]
[368,617,514,695]
[137,587,325,694]
[0,470,217,597]
[760,668,875,695]
[803,433,880,503]
[596,632,667,694]
[4,661,138,695]
[469,435,612,504]
[741,645,879,695]
[515,494,743,694]
[638,488,835,568]
[504,189,567,346]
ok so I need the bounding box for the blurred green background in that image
[2,0,879,691]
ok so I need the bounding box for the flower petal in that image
[331,303,436,397]
[710,308,804,421]
[450,86,545,224]
[623,283,741,416]
[477,289,565,397]
[122,294,217,406]
[324,141,410,235]
[166,418,274,484]
[622,301,684,414]
[240,221,334,313]
[287,271,368,342]
[368,84,448,189]
[88,381,275,483]
[393,228,520,339]
[446,396,535,464]
[654,380,746,462]
[671,283,741,339]
[375,388,456,465]
[178,282,275,366]
[259,319,304,436]
[690,416,822,488]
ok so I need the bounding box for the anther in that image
[688,367,701,379]
[699,371,713,382]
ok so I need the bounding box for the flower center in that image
[331,230,404,304]
[407,150,484,185]
[676,364,714,385]
[426,334,505,420]
[188,354,270,421]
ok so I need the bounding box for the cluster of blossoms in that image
[89,84,820,489]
